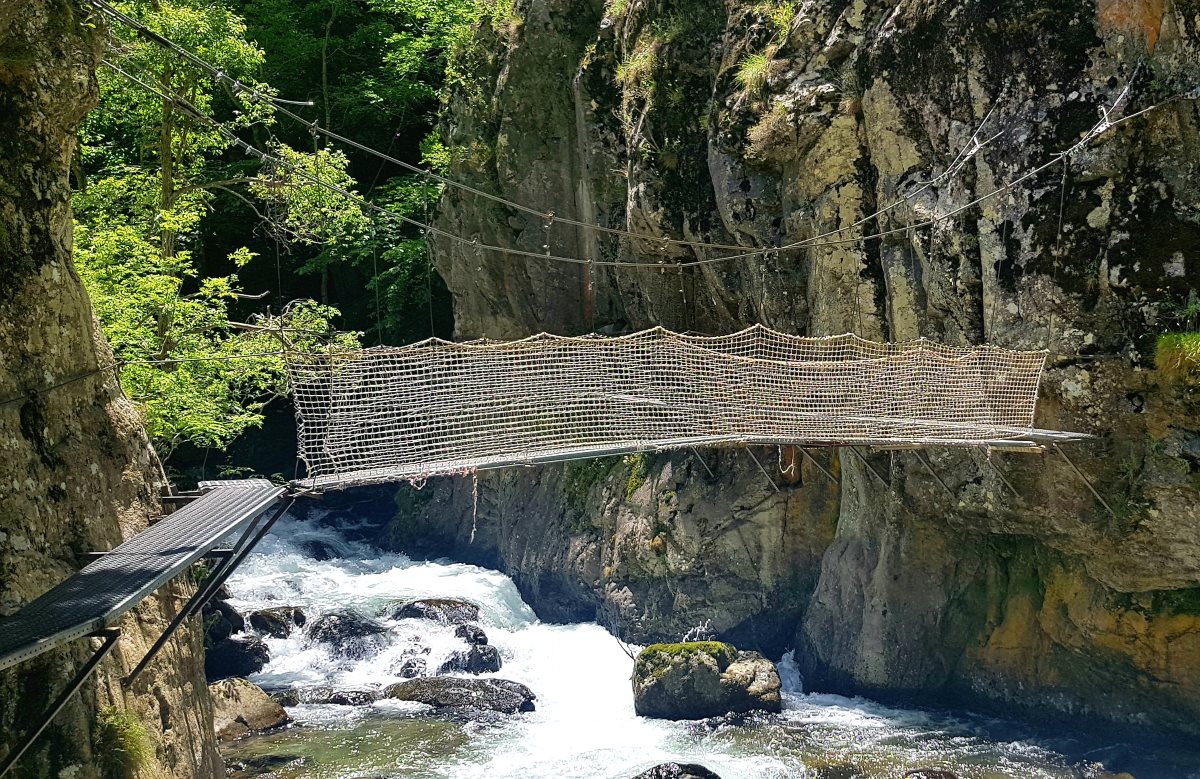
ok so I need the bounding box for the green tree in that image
[77,0,363,459]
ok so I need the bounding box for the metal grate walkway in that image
[0,479,285,672]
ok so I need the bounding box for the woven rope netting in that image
[288,325,1050,488]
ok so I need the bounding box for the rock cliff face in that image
[0,3,221,777]
[404,0,1200,735]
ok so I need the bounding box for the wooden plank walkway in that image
[0,479,285,672]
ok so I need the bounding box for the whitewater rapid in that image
[221,515,1200,779]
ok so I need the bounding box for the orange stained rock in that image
[1097,0,1166,51]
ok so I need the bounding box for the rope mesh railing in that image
[287,325,1071,489]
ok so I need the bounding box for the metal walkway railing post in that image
[123,498,293,686]
[0,629,121,779]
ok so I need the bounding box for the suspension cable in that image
[102,59,1187,271]
[92,0,1008,258]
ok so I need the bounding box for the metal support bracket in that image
[689,447,716,480]
[985,453,1024,501]
[1053,443,1117,520]
[798,447,839,485]
[913,450,956,501]
[846,446,890,488]
[744,447,780,493]
[123,498,294,686]
[0,629,122,779]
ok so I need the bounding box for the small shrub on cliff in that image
[94,706,152,779]
[753,0,797,37]
[746,101,797,166]
[736,52,772,93]
[1156,333,1200,384]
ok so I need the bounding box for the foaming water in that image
[223,516,1200,779]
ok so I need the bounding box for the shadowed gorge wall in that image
[396,0,1200,736]
[0,3,221,776]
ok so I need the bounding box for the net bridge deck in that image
[288,325,1088,490]
[0,479,286,672]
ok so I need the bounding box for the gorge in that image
[1,0,1199,777]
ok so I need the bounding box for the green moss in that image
[1111,587,1200,618]
[94,706,152,779]
[1154,588,1200,617]
[634,641,738,679]
[623,452,649,499]
[563,457,618,516]
[1156,332,1200,383]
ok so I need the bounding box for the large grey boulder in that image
[209,678,290,742]
[248,607,306,638]
[306,610,388,659]
[632,642,781,720]
[387,598,480,625]
[206,635,270,682]
[438,644,502,674]
[384,677,535,715]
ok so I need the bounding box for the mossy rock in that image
[632,642,780,719]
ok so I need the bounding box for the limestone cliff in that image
[404,0,1200,736]
[0,3,222,777]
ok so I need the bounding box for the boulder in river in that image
[248,607,307,638]
[206,635,270,682]
[306,609,389,659]
[384,677,536,715]
[454,623,489,645]
[631,642,782,720]
[631,764,722,779]
[387,598,480,625]
[438,644,502,674]
[202,599,245,645]
[209,677,290,741]
[297,687,380,706]
[394,656,427,678]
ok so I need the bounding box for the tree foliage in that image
[77,0,363,460]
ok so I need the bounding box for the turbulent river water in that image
[221,515,1200,779]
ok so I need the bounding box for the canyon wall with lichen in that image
[390,0,1200,736]
[0,3,221,776]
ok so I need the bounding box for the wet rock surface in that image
[294,687,381,706]
[455,623,489,645]
[306,609,389,658]
[632,764,722,779]
[207,635,271,682]
[203,598,246,644]
[384,677,536,716]
[248,606,306,638]
[632,642,782,720]
[209,678,290,742]
[388,598,481,625]
[439,644,503,674]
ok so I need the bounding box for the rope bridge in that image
[288,325,1082,490]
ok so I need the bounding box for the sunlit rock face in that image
[0,3,221,775]
[406,0,1200,735]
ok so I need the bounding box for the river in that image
[220,513,1200,779]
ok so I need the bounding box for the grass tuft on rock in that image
[736,52,771,93]
[94,705,152,779]
[1156,332,1200,383]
